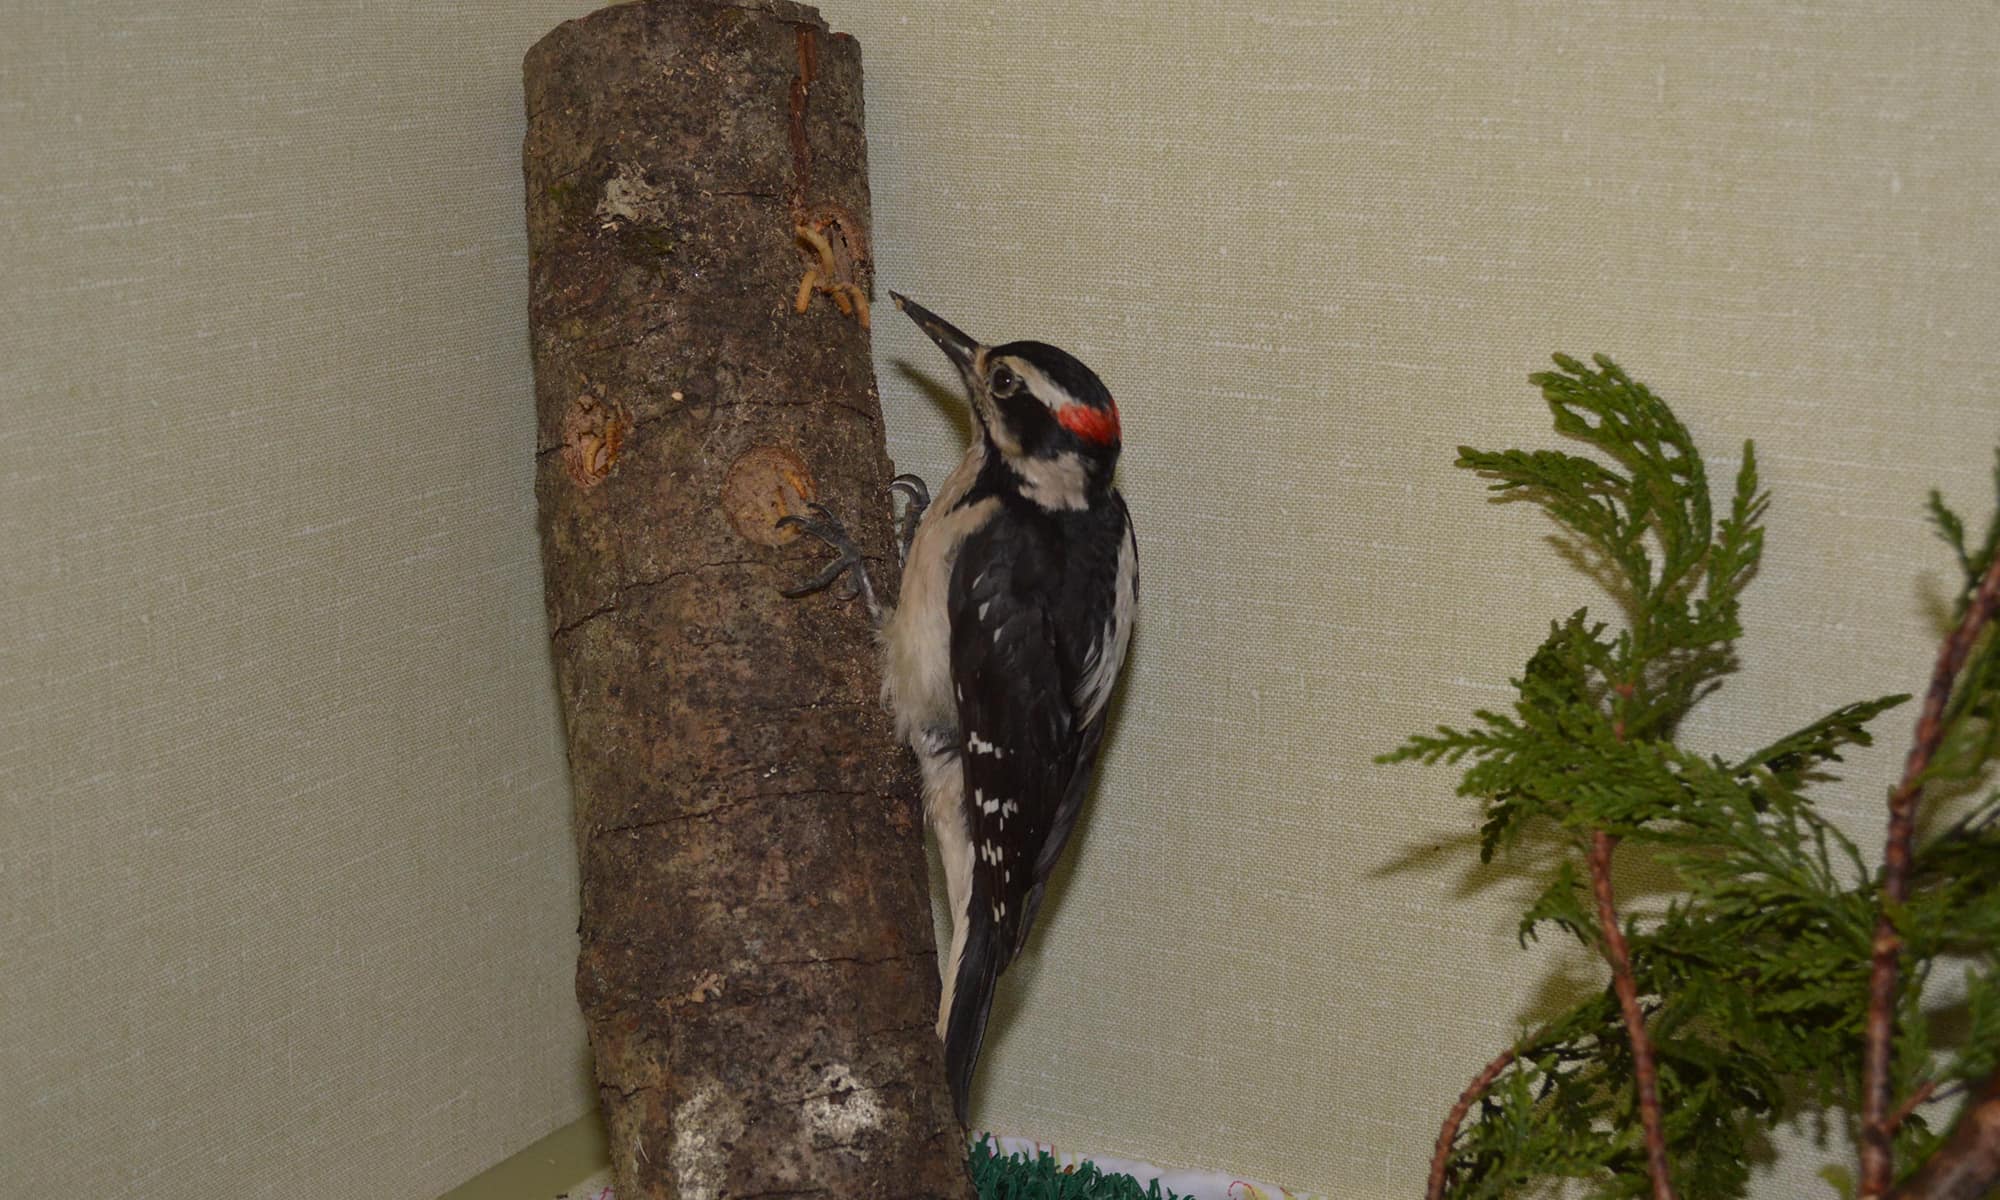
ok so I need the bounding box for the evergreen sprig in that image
[1382,355,2000,1199]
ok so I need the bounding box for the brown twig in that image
[1887,1078,1941,1138]
[1887,1067,2000,1200]
[1430,675,1675,1199]
[1860,553,2000,1198]
[1590,830,1676,1200]
[1428,1046,1518,1200]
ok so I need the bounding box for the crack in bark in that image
[539,396,873,465]
[767,948,932,969]
[542,160,590,187]
[602,1077,665,1102]
[551,599,618,640]
[537,390,876,463]
[550,559,767,640]
[595,788,865,835]
[786,25,817,217]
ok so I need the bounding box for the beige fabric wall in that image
[844,0,2000,1195]
[1,3,600,1198]
[4,2,1997,1199]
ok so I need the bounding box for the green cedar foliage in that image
[1380,354,2000,1198]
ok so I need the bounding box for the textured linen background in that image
[3,2,1996,1199]
[1,4,602,1198]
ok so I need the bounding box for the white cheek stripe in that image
[1005,358,1077,415]
[1016,451,1091,512]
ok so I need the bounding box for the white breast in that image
[882,442,993,747]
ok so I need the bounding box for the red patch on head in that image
[1057,398,1121,446]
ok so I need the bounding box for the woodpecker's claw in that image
[889,474,931,567]
[776,503,882,621]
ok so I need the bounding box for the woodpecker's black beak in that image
[891,292,979,375]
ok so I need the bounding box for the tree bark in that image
[522,3,970,1196]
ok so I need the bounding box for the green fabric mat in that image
[972,1137,1182,1200]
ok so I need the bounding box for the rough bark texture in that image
[522,4,970,1196]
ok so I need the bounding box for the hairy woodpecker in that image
[780,293,1137,1124]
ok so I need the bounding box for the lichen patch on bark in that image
[670,1084,737,1200]
[803,1063,885,1148]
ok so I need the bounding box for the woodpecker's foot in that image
[889,474,930,567]
[777,503,882,622]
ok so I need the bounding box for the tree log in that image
[522,3,970,1195]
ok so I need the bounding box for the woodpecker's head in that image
[893,292,1121,503]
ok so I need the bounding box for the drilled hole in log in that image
[561,393,630,490]
[722,445,818,545]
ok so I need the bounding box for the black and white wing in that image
[939,495,1137,1121]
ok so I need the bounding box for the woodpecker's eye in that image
[989,365,1020,397]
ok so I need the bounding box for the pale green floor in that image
[437,1114,611,1200]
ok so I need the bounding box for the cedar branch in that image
[1887,1067,2000,1200]
[1860,553,2000,1197]
[1427,1046,1518,1200]
[1887,1079,1940,1139]
[1589,830,1676,1200]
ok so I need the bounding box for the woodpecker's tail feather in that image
[943,912,1003,1126]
